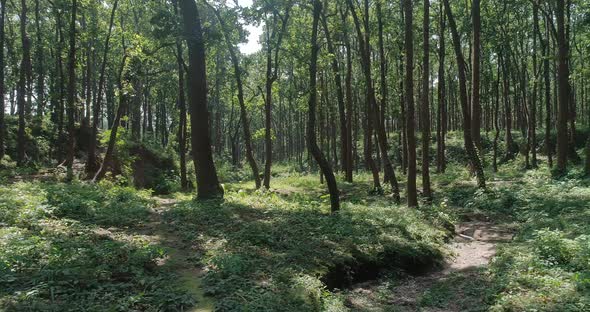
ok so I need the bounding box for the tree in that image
[206,1,261,189]
[443,0,485,188]
[173,0,189,190]
[436,0,446,173]
[308,0,339,213]
[347,0,400,201]
[320,1,348,182]
[556,0,569,174]
[471,0,482,151]
[0,0,5,160]
[34,0,44,119]
[66,0,77,182]
[87,0,119,175]
[179,0,223,199]
[421,0,432,200]
[404,0,418,207]
[261,1,291,189]
[17,0,32,166]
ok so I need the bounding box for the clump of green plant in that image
[0,181,195,311]
[166,175,449,311]
[44,180,152,227]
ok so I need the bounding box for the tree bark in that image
[308,0,339,213]
[34,0,45,119]
[436,0,446,173]
[320,4,347,180]
[404,0,418,207]
[443,0,485,188]
[87,0,118,175]
[179,0,223,199]
[470,0,482,151]
[556,0,569,174]
[66,0,77,181]
[0,0,5,160]
[17,0,32,166]
[347,0,400,201]
[207,2,262,189]
[173,0,189,191]
[421,0,432,200]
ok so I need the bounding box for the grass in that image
[0,181,194,311]
[165,174,451,311]
[3,131,590,311]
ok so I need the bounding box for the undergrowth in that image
[0,182,194,311]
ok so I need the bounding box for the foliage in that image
[165,175,450,311]
[0,181,194,311]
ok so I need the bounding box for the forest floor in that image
[2,160,590,311]
[344,221,515,312]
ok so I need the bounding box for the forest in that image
[1,0,590,311]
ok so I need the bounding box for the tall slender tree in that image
[17,0,32,166]
[471,0,482,151]
[405,0,418,207]
[556,0,569,174]
[87,0,119,175]
[0,0,5,160]
[421,0,431,200]
[66,0,77,181]
[308,0,339,213]
[174,0,189,190]
[179,0,223,199]
[262,3,291,189]
[436,1,446,173]
[443,0,486,188]
[206,1,261,189]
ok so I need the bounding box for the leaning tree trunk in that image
[179,0,223,199]
[320,5,348,179]
[206,1,261,189]
[87,0,118,175]
[66,0,77,182]
[347,0,400,201]
[308,0,339,213]
[444,0,486,188]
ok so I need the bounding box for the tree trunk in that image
[341,7,354,183]
[173,0,189,191]
[17,0,32,166]
[207,2,262,189]
[0,0,5,160]
[471,0,482,151]
[556,0,569,174]
[347,0,400,201]
[443,0,486,188]
[34,0,45,119]
[309,0,339,213]
[436,1,446,173]
[320,4,347,180]
[66,0,77,181]
[404,0,418,207]
[87,0,118,175]
[179,0,223,199]
[93,55,128,182]
[421,0,431,200]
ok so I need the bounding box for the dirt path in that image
[139,198,214,312]
[346,222,515,311]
